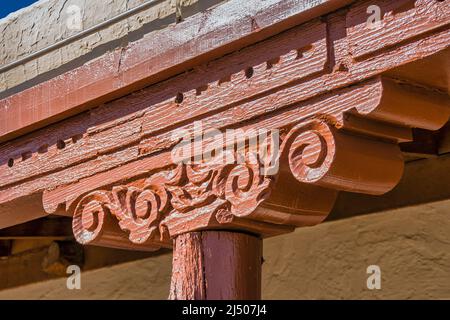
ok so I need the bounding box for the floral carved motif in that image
[72,150,276,248]
[71,117,408,249]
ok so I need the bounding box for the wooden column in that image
[169,231,262,300]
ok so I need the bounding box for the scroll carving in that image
[72,150,275,247]
[73,191,112,245]
[283,119,404,194]
[71,117,406,249]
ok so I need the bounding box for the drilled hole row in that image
[6,45,313,168]
[175,67,256,104]
[173,45,313,105]
[7,134,83,168]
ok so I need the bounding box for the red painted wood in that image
[0,0,448,244]
[11,78,447,213]
[0,0,352,142]
[347,0,449,59]
[169,231,262,300]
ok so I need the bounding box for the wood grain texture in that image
[67,144,290,247]
[58,116,405,249]
[2,0,449,301]
[33,77,448,204]
[0,0,448,240]
[0,0,352,142]
[1,25,448,198]
[0,19,328,190]
[169,231,262,300]
[169,232,206,300]
[347,0,450,59]
[2,76,447,212]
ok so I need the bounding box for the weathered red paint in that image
[0,0,354,143]
[0,0,449,300]
[169,231,262,300]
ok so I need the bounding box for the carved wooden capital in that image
[1,0,450,301]
[25,8,446,250]
[36,75,449,250]
[71,152,277,249]
[66,101,427,250]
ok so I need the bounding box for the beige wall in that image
[1,203,448,299]
[263,201,450,299]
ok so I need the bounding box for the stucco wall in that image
[263,201,450,299]
[1,204,448,299]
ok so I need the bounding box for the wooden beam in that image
[0,0,352,142]
[0,0,448,230]
[169,231,262,300]
[0,0,448,300]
